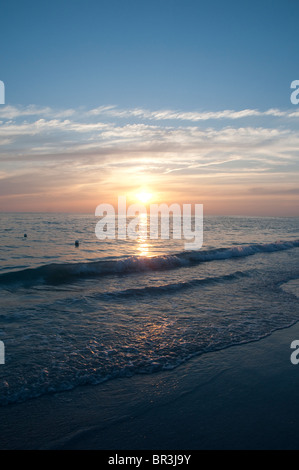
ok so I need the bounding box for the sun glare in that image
[135,191,153,204]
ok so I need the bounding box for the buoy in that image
[75,240,79,247]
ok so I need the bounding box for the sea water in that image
[0,213,298,405]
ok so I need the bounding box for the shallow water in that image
[0,213,298,405]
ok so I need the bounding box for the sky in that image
[0,0,299,215]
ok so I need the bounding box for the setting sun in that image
[135,191,153,204]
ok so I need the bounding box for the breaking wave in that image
[0,239,298,286]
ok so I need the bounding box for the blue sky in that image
[1,0,298,110]
[0,0,298,215]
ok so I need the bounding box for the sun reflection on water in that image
[136,213,151,257]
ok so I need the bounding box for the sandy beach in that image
[1,302,299,450]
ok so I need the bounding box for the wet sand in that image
[1,303,299,450]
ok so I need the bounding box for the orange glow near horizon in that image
[0,180,299,216]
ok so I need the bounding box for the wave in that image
[1,317,298,407]
[100,271,248,300]
[0,239,298,286]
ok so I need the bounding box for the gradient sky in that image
[0,0,299,215]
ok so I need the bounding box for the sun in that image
[135,191,153,204]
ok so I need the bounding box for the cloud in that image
[2,104,299,123]
[0,105,76,120]
[86,105,299,122]
[0,103,298,213]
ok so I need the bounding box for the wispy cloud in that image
[2,104,299,123]
[86,105,299,122]
[0,104,298,214]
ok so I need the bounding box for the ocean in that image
[0,213,298,407]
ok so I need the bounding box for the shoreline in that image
[1,312,299,449]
